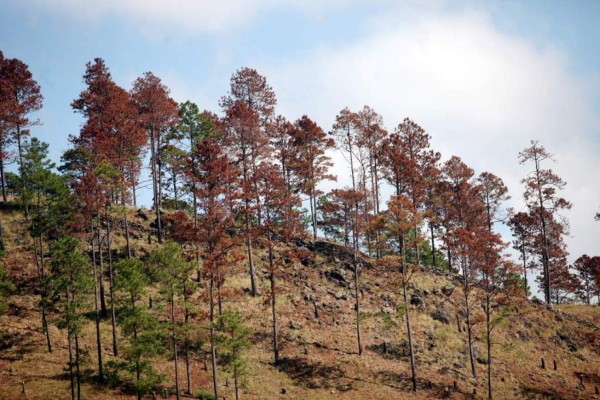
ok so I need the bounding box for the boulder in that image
[441,285,455,296]
[431,301,452,324]
[326,269,347,285]
[288,321,303,330]
[410,295,425,309]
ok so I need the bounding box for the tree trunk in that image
[125,215,132,259]
[534,157,551,305]
[171,291,180,400]
[400,234,417,391]
[132,181,137,207]
[97,225,107,317]
[267,234,279,365]
[183,291,192,395]
[209,275,220,400]
[521,244,528,297]
[246,234,257,297]
[0,156,6,202]
[67,324,75,400]
[309,190,318,239]
[91,222,104,382]
[16,122,28,217]
[353,240,362,356]
[195,246,201,283]
[150,126,162,243]
[75,334,82,400]
[106,214,118,356]
[486,293,492,400]
[37,236,52,353]
[463,268,477,378]
[234,372,239,400]
[430,223,436,269]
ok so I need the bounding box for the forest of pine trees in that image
[1,51,599,400]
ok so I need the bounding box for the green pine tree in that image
[147,241,195,399]
[111,258,164,400]
[48,236,94,400]
[214,311,253,400]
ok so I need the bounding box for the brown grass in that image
[1,206,599,399]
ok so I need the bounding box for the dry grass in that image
[1,206,599,399]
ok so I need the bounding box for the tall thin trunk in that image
[171,291,180,400]
[132,182,137,207]
[38,236,52,353]
[0,156,6,202]
[191,133,198,228]
[463,263,477,378]
[486,293,492,400]
[75,334,81,400]
[430,223,436,269]
[157,133,164,211]
[242,159,257,296]
[124,214,132,259]
[521,244,528,296]
[106,213,118,356]
[173,168,179,204]
[534,156,551,304]
[309,189,318,239]
[195,247,201,283]
[90,222,103,382]
[400,234,417,391]
[16,122,28,217]
[150,126,162,243]
[353,251,362,356]
[67,324,75,400]
[97,225,107,317]
[234,373,239,400]
[246,235,257,296]
[209,274,220,400]
[217,281,223,316]
[184,295,192,395]
[267,213,279,364]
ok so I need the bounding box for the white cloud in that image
[261,6,600,261]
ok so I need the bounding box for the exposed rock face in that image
[289,321,303,330]
[410,294,425,311]
[325,269,347,286]
[431,301,452,324]
[441,285,455,296]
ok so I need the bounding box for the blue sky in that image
[1,0,599,268]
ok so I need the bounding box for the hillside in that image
[0,207,599,400]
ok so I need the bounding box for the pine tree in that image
[256,162,303,364]
[188,137,240,400]
[113,258,165,400]
[518,141,572,305]
[214,311,253,400]
[386,195,420,391]
[130,72,178,243]
[507,211,537,296]
[442,155,481,379]
[289,116,336,239]
[48,236,93,400]
[147,241,195,400]
[19,137,71,353]
[0,52,43,202]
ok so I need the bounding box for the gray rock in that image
[441,285,455,296]
[326,269,347,285]
[334,291,347,300]
[410,295,425,309]
[288,321,303,330]
[431,301,452,324]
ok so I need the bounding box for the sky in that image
[1,0,599,276]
